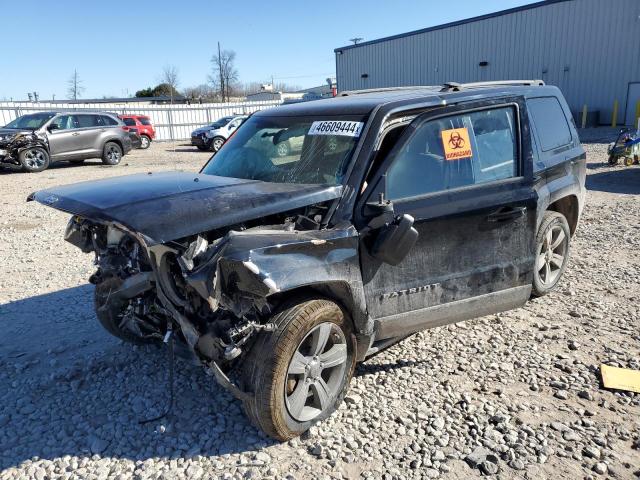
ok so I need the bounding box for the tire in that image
[140,135,151,149]
[241,298,356,440]
[532,211,571,297]
[210,136,225,153]
[624,156,634,167]
[93,277,155,345]
[19,147,50,173]
[69,159,85,164]
[102,142,123,165]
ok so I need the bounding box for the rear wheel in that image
[140,135,151,149]
[532,211,571,297]
[241,299,356,440]
[102,142,123,165]
[19,147,50,172]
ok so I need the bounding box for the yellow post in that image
[581,104,588,129]
[635,101,640,129]
[612,100,619,128]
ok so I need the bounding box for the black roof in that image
[335,0,573,52]
[254,83,558,117]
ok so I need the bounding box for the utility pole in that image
[218,41,225,102]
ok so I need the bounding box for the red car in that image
[118,115,155,149]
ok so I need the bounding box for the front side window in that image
[49,115,77,131]
[122,118,136,126]
[386,106,518,200]
[202,114,366,185]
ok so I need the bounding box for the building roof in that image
[334,0,574,52]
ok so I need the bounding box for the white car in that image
[190,115,247,152]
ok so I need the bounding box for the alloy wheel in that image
[24,149,47,169]
[212,138,224,152]
[536,224,568,288]
[285,322,348,422]
[106,146,121,163]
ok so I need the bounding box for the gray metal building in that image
[335,0,640,125]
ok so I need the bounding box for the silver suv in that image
[190,115,247,152]
[0,111,132,172]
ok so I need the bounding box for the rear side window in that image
[102,115,119,126]
[76,115,100,128]
[527,97,572,151]
[122,118,136,126]
[138,117,152,125]
[386,106,518,200]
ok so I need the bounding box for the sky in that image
[0,0,533,101]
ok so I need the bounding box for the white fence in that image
[0,100,283,141]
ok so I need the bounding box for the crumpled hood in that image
[0,128,32,142]
[28,172,342,244]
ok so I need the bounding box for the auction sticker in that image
[308,121,364,137]
[441,127,473,160]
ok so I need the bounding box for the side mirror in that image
[47,124,59,132]
[370,213,419,266]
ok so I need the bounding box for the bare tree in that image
[160,65,180,104]
[66,69,85,100]
[210,44,239,102]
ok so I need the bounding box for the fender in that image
[184,225,371,335]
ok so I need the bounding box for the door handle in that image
[71,132,80,136]
[486,206,526,222]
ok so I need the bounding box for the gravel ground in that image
[0,131,639,480]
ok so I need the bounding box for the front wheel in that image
[19,147,50,172]
[139,135,151,149]
[532,211,571,297]
[209,136,225,153]
[241,299,356,440]
[102,142,123,165]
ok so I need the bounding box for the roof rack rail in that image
[440,80,545,92]
[339,85,438,96]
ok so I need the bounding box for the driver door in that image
[358,98,537,339]
[47,115,81,159]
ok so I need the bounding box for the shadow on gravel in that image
[586,167,640,194]
[0,286,273,471]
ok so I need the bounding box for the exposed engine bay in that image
[65,202,333,371]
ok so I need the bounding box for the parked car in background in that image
[0,111,132,172]
[31,81,585,439]
[119,115,155,149]
[191,115,247,152]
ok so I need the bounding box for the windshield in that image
[5,112,56,130]
[210,116,233,128]
[201,114,367,185]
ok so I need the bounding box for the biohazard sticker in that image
[441,128,473,160]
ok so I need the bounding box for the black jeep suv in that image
[30,80,585,440]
